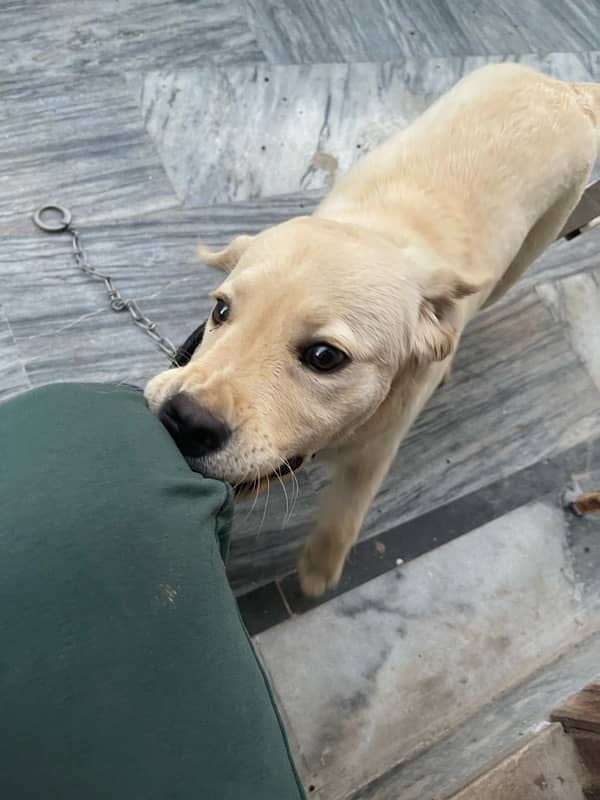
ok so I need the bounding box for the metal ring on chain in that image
[32,203,178,363]
[33,205,72,233]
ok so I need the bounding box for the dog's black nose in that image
[159,393,231,458]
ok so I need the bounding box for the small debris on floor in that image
[562,482,600,516]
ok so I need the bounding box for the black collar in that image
[172,321,206,367]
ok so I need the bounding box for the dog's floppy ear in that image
[196,235,254,273]
[411,273,479,363]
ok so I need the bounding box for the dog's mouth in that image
[168,325,307,497]
[233,455,305,497]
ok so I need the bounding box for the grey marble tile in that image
[537,268,600,393]
[0,199,310,388]
[245,0,471,63]
[135,52,600,205]
[255,500,598,799]
[0,72,179,234]
[246,0,600,63]
[0,231,209,391]
[0,309,30,402]
[0,1,263,75]
[5,201,599,593]
[456,0,600,56]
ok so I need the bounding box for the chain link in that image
[33,205,178,364]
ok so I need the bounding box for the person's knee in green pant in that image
[0,383,306,800]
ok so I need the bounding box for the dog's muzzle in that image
[159,392,231,459]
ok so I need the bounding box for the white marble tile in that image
[246,0,600,63]
[0,72,179,234]
[134,61,422,205]
[354,630,600,799]
[135,52,600,205]
[0,0,263,74]
[537,268,600,393]
[255,501,596,799]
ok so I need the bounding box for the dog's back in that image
[319,63,600,306]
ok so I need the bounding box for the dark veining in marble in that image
[1,1,263,74]
[0,72,179,234]
[135,53,600,205]
[246,0,600,63]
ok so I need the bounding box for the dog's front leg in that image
[298,429,403,597]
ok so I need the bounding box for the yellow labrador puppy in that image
[146,64,600,596]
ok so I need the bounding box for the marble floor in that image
[2,3,600,798]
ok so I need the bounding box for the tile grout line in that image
[122,69,189,207]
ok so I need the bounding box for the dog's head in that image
[145,216,477,490]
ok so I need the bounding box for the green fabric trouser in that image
[0,383,306,800]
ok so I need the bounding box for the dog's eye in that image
[212,299,230,326]
[302,343,348,373]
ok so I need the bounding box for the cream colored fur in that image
[145,64,600,596]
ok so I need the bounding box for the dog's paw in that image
[298,540,344,597]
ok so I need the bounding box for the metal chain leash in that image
[32,204,178,364]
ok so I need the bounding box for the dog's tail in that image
[571,81,600,145]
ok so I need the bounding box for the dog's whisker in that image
[244,468,262,521]
[280,457,300,526]
[288,462,301,522]
[258,474,271,536]
[275,470,290,529]
[241,486,254,522]
[251,469,262,511]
